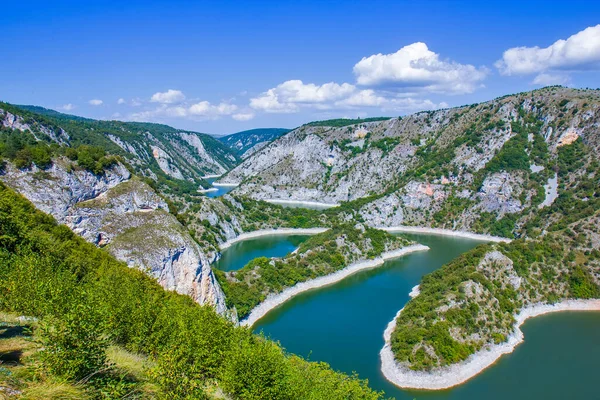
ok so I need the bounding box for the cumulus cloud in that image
[150,89,186,104]
[250,80,357,113]
[60,103,75,111]
[496,25,600,78]
[117,98,126,104]
[250,79,445,115]
[232,112,255,121]
[532,72,570,86]
[89,99,103,106]
[189,101,237,117]
[353,42,488,94]
[129,100,238,122]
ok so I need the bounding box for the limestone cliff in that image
[0,160,228,316]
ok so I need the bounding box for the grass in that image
[106,345,151,382]
[20,382,89,400]
[0,316,161,399]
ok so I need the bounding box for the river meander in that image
[215,232,600,399]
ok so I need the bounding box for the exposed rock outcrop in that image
[0,160,228,316]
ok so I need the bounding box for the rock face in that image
[0,160,228,316]
[224,87,600,235]
[0,104,239,183]
[219,128,289,158]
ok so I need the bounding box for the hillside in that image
[219,128,289,159]
[1,103,240,192]
[0,182,384,399]
[220,86,600,236]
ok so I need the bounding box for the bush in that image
[219,332,290,400]
[38,303,108,381]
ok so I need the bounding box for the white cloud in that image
[60,103,75,111]
[232,112,255,121]
[89,99,103,106]
[189,101,237,117]
[496,25,600,76]
[129,100,238,122]
[250,79,444,115]
[150,89,186,104]
[334,89,386,107]
[130,98,143,107]
[353,42,488,94]
[250,80,357,113]
[117,98,126,104]
[532,73,570,86]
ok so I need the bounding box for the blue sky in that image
[1,0,599,135]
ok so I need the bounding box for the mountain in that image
[219,128,289,159]
[214,86,600,383]
[219,86,600,232]
[1,103,240,191]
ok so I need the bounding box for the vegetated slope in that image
[219,128,289,159]
[0,157,228,314]
[222,87,599,234]
[216,224,411,319]
[390,201,600,372]
[0,182,385,399]
[1,103,240,192]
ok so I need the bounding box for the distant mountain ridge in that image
[219,128,289,159]
[1,103,240,190]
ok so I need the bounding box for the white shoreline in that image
[264,199,340,208]
[213,182,239,187]
[380,299,600,390]
[220,228,329,250]
[198,188,219,193]
[240,244,430,327]
[202,174,223,179]
[378,226,511,243]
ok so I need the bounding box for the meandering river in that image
[215,233,600,399]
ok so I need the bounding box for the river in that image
[215,232,600,399]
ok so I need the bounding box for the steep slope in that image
[1,103,240,190]
[0,182,385,400]
[219,128,289,159]
[0,159,228,315]
[221,87,600,236]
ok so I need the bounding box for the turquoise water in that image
[213,235,310,271]
[220,233,600,399]
[203,177,235,198]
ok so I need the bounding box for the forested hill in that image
[219,128,289,159]
[0,102,240,192]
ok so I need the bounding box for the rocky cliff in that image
[1,103,239,188]
[221,87,600,238]
[0,160,228,315]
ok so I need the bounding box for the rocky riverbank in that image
[241,244,429,327]
[380,299,600,390]
[379,226,512,243]
[220,228,329,250]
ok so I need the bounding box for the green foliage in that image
[569,265,600,298]
[390,245,491,370]
[219,333,290,400]
[38,303,108,381]
[305,117,390,127]
[217,224,410,319]
[0,182,383,399]
[557,138,586,177]
[219,128,290,156]
[482,125,529,174]
[0,127,118,174]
